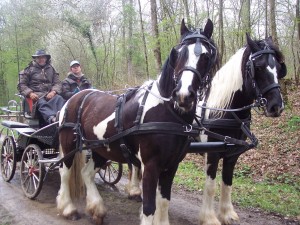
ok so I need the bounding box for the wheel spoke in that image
[22,159,30,169]
[32,175,37,190]
[25,176,31,193]
[32,172,40,183]
[107,167,113,182]
[22,173,30,184]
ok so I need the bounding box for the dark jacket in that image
[61,73,92,100]
[18,61,62,98]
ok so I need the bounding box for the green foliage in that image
[287,116,300,131]
[174,161,300,217]
[234,164,252,178]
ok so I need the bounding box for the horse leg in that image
[218,155,240,225]
[126,164,142,201]
[57,145,84,220]
[82,156,107,225]
[153,166,178,225]
[140,160,160,225]
[57,162,80,220]
[199,153,221,225]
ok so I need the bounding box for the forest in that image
[0,0,299,105]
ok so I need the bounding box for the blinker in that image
[194,38,202,57]
[268,55,275,68]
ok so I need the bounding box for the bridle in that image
[246,45,280,105]
[174,29,217,88]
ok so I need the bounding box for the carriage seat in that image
[22,97,35,118]
[20,96,40,128]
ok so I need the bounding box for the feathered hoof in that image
[92,215,105,225]
[218,209,239,225]
[86,204,107,225]
[66,210,81,221]
[128,194,142,202]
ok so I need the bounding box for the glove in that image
[73,87,80,94]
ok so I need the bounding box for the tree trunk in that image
[218,0,225,65]
[265,0,268,38]
[269,0,279,46]
[122,0,127,78]
[127,0,133,81]
[150,0,162,73]
[240,0,251,44]
[137,0,150,79]
[182,0,191,28]
[296,0,300,85]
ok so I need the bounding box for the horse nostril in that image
[269,105,283,117]
[189,91,196,100]
[172,90,178,100]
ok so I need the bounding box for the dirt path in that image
[0,166,297,225]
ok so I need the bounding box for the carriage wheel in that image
[99,161,123,185]
[20,144,45,199]
[0,136,17,182]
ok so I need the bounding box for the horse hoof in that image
[128,194,142,202]
[93,216,104,225]
[67,211,81,221]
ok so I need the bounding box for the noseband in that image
[246,46,280,101]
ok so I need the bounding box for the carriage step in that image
[39,158,60,164]
[188,142,237,153]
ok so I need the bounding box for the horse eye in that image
[256,66,263,71]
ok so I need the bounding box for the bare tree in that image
[219,0,225,65]
[150,0,162,73]
[137,0,150,79]
[127,0,133,80]
[182,0,191,28]
[296,0,300,85]
[269,0,279,46]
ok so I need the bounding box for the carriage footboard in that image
[188,141,239,153]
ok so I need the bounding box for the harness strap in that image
[82,122,199,148]
[261,83,280,96]
[134,82,153,125]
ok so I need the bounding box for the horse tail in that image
[68,151,86,200]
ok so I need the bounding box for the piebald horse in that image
[56,19,218,225]
[198,34,286,225]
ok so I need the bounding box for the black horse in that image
[56,19,218,225]
[197,34,286,225]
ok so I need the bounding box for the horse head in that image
[159,19,217,114]
[246,34,286,117]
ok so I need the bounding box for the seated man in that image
[61,60,92,100]
[18,49,65,124]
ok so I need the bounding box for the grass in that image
[173,161,300,217]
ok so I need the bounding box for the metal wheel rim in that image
[20,144,44,199]
[99,161,122,185]
[0,136,16,182]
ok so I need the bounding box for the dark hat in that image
[32,49,51,60]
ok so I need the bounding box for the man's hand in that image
[46,91,56,100]
[29,92,39,102]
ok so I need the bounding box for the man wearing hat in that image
[61,60,92,100]
[18,49,65,124]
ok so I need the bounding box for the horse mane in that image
[174,45,189,74]
[206,48,246,118]
[158,48,183,98]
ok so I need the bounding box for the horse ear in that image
[180,19,189,36]
[267,36,273,42]
[169,47,178,66]
[246,33,260,52]
[202,18,213,39]
[278,62,287,79]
